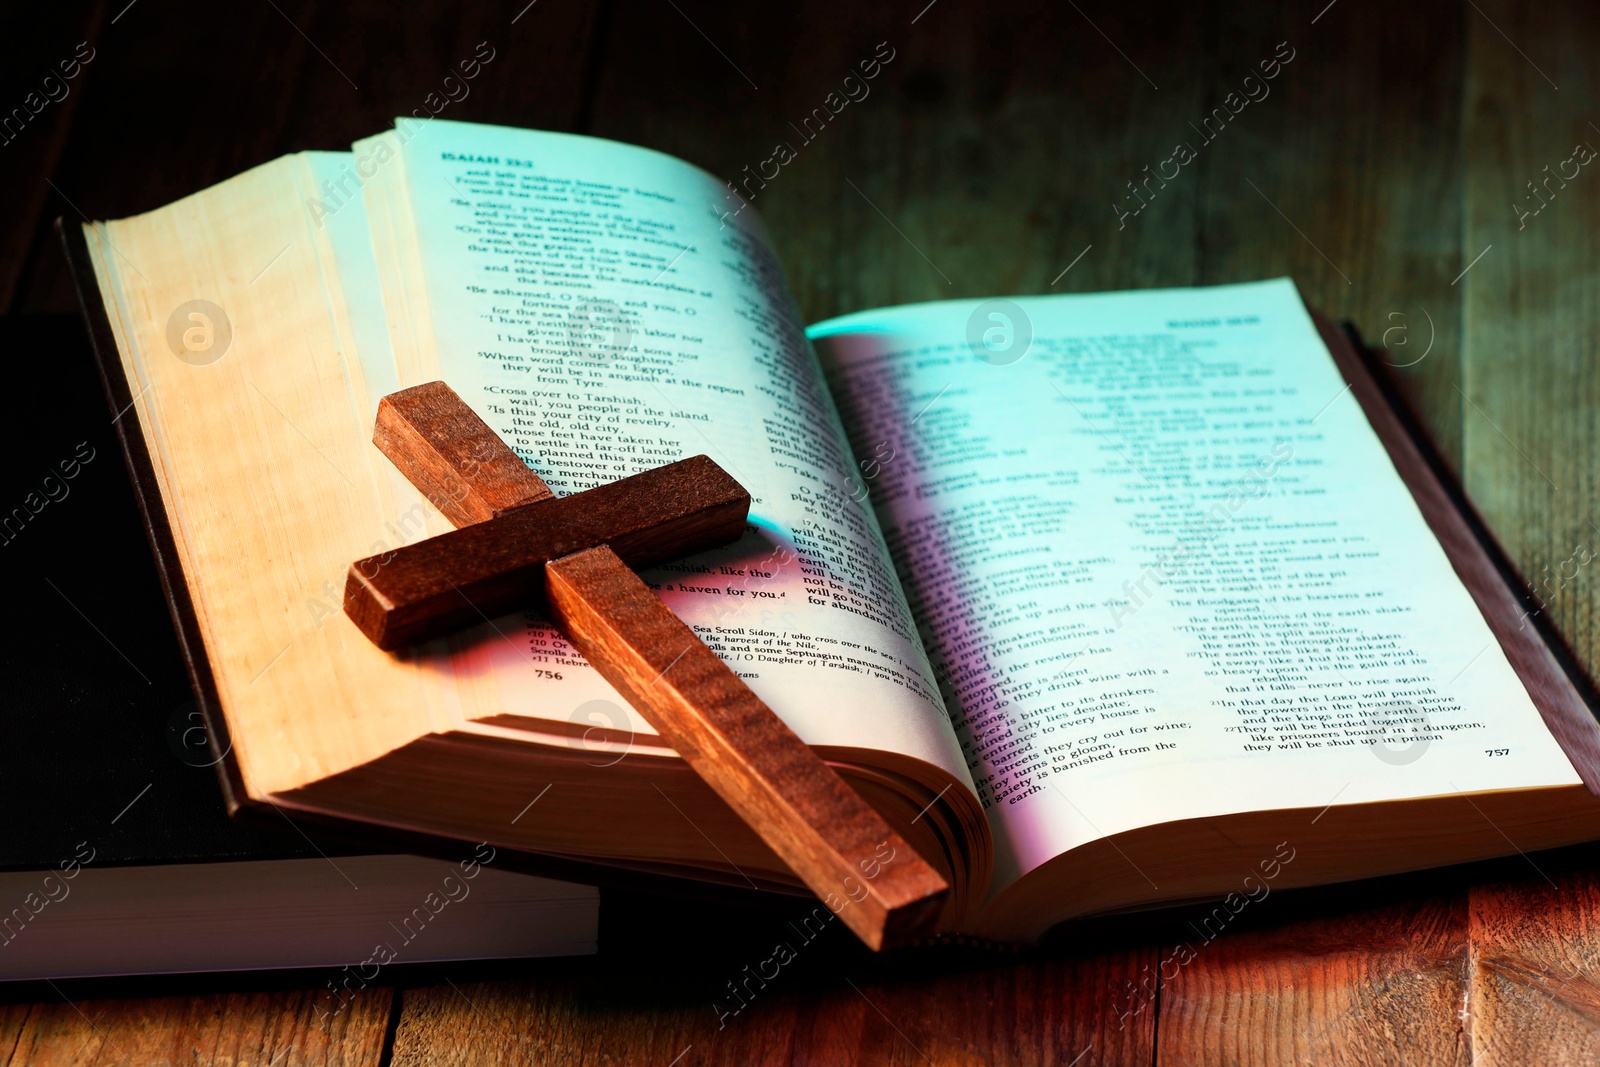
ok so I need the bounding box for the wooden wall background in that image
[3,0,1599,1063]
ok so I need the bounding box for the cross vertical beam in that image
[346,382,949,949]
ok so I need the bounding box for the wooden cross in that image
[342,382,948,950]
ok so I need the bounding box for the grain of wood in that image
[1469,863,1600,1065]
[548,544,948,949]
[389,944,1155,1066]
[1157,893,1471,1066]
[0,987,391,1067]
[1461,0,1600,689]
[343,453,750,648]
[373,381,555,524]
[1459,4,1600,1065]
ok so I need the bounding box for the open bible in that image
[66,118,1600,944]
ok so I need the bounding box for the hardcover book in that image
[64,118,1600,944]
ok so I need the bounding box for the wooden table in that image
[4,0,1599,1062]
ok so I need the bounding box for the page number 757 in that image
[1485,748,1510,757]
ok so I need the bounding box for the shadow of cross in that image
[341,382,948,950]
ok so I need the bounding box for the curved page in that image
[811,279,1582,894]
[354,119,974,794]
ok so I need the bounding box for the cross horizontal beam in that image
[344,455,749,649]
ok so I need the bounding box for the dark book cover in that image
[0,310,326,873]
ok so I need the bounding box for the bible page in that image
[350,119,971,788]
[810,279,1582,891]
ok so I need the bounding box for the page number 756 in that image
[1485,748,1510,757]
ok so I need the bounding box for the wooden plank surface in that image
[1459,1,1600,1063]
[389,960,1149,1067]
[0,987,391,1067]
[1469,862,1600,1064]
[9,0,1600,1063]
[1157,883,1471,1066]
[387,907,1156,1067]
[1461,0,1600,680]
